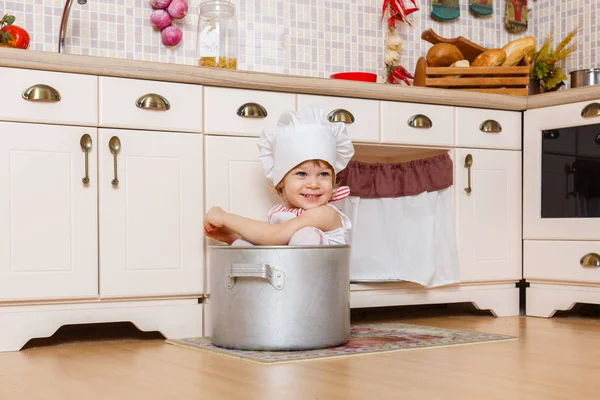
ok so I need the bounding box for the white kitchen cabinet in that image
[454,148,522,282]
[0,122,98,301]
[297,95,380,143]
[98,129,204,298]
[204,135,281,220]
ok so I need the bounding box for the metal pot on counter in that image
[570,68,600,88]
[209,244,351,351]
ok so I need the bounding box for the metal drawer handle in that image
[580,253,600,267]
[581,103,600,118]
[480,119,502,133]
[328,109,355,124]
[80,134,92,185]
[237,102,268,118]
[21,84,61,102]
[135,93,170,111]
[407,114,432,129]
[109,136,121,187]
[464,154,473,194]
[227,263,284,290]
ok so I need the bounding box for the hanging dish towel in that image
[334,153,459,288]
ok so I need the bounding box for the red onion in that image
[150,9,172,30]
[166,0,188,19]
[151,0,172,9]
[161,25,183,47]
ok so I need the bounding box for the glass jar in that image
[196,0,237,70]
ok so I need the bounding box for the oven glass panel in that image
[541,123,600,218]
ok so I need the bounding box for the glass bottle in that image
[196,0,237,70]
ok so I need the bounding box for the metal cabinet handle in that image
[581,103,600,118]
[464,154,473,194]
[135,93,170,111]
[227,263,284,290]
[407,114,432,128]
[480,119,502,133]
[237,102,268,118]
[580,253,600,267]
[327,109,355,124]
[80,134,92,185]
[109,136,121,187]
[21,84,61,102]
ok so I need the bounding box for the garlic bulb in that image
[386,34,403,52]
[384,48,400,65]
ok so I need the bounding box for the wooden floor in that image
[1,305,600,400]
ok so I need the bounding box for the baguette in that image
[501,36,536,66]
[471,49,506,67]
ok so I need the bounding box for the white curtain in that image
[336,188,459,288]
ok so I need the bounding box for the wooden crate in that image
[413,56,530,96]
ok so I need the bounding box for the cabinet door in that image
[0,122,98,300]
[98,129,203,297]
[205,136,281,220]
[454,148,522,282]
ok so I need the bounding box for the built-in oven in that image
[524,100,600,240]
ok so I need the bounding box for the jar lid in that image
[198,0,235,17]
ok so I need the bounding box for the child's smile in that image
[281,160,334,210]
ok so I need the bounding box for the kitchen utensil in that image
[431,0,460,21]
[330,72,377,82]
[505,0,528,33]
[469,0,493,16]
[569,68,600,88]
[209,244,351,351]
[421,29,486,63]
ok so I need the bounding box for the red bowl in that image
[330,72,377,82]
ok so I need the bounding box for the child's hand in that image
[205,206,227,227]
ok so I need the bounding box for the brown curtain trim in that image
[337,153,453,199]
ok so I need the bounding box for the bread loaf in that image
[426,43,465,67]
[471,49,506,67]
[450,60,470,78]
[501,36,536,66]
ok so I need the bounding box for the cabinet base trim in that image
[350,283,519,317]
[0,298,203,353]
[527,283,600,318]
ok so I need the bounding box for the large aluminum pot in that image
[570,68,600,88]
[209,244,350,351]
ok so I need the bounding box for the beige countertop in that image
[1,48,599,111]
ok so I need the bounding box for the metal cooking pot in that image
[209,244,351,351]
[569,68,600,88]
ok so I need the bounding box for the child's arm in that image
[203,221,240,245]
[204,205,341,246]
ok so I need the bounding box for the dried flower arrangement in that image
[530,26,578,92]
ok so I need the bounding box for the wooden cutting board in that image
[421,29,486,63]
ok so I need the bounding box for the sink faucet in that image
[58,0,88,53]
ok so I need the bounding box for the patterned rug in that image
[166,322,516,364]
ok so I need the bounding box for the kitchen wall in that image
[0,0,597,82]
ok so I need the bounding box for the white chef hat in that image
[258,106,355,186]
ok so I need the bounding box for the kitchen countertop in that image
[1,48,599,111]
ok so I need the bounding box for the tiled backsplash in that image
[0,0,598,81]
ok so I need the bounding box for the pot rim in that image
[208,244,351,250]
[569,68,600,75]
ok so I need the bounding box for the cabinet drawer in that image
[99,77,202,133]
[0,67,97,126]
[204,87,296,137]
[297,95,379,143]
[524,240,600,283]
[381,102,454,146]
[455,108,521,150]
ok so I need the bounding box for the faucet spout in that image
[58,0,88,53]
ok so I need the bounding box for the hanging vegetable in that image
[382,0,418,85]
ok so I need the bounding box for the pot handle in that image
[227,263,285,290]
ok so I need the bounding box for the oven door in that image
[524,100,600,240]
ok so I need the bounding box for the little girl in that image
[204,106,355,246]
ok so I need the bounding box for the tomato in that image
[1,25,30,49]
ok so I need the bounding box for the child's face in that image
[280,160,334,210]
